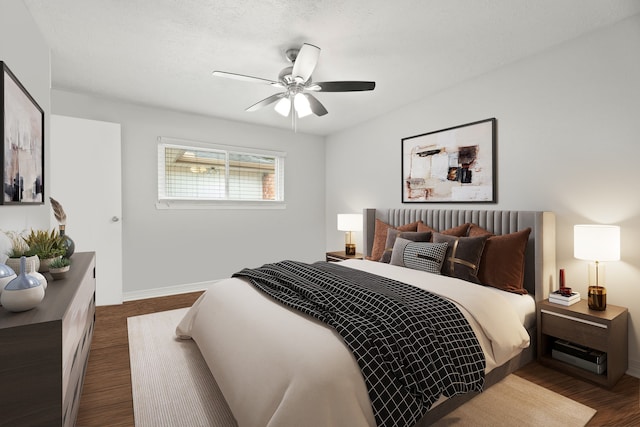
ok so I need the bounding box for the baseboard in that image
[627,357,640,379]
[123,280,218,302]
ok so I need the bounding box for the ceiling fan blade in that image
[212,71,283,88]
[311,81,376,92]
[303,93,328,116]
[291,43,320,83]
[246,93,286,112]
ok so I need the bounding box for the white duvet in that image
[176,260,530,427]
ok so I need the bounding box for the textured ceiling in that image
[23,0,640,136]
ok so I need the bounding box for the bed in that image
[176,208,556,426]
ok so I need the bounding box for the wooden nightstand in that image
[537,299,628,388]
[325,251,363,262]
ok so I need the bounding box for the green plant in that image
[22,229,66,259]
[49,257,71,269]
[3,230,37,258]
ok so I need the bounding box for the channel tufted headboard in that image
[363,208,557,300]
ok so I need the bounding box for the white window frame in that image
[156,136,286,210]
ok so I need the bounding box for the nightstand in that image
[325,251,363,262]
[537,299,628,388]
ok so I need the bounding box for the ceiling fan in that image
[212,43,375,122]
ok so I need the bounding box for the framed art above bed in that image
[402,118,496,203]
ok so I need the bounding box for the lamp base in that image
[345,243,356,256]
[587,286,606,311]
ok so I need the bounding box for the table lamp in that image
[574,224,620,311]
[337,214,362,256]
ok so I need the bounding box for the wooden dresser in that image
[0,252,96,427]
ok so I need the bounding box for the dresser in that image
[0,252,96,426]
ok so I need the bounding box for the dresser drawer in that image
[540,309,608,351]
[62,259,96,403]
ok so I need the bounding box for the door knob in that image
[112,216,120,222]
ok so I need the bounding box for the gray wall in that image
[325,14,640,376]
[0,0,51,253]
[52,90,326,294]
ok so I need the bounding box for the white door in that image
[50,115,123,305]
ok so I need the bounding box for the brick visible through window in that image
[157,137,285,206]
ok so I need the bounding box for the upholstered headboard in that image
[363,208,556,300]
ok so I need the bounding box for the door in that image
[50,115,123,305]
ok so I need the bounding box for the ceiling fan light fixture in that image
[294,93,312,118]
[274,97,291,116]
[212,43,375,127]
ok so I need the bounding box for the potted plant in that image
[48,257,71,280]
[22,229,66,273]
[3,230,40,273]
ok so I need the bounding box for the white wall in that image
[52,90,326,296]
[325,15,640,376]
[0,0,51,257]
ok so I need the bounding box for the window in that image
[157,137,285,209]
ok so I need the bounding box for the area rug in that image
[128,308,236,426]
[128,308,596,427]
[432,373,596,426]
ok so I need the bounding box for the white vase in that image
[1,257,45,312]
[0,264,17,299]
[27,260,47,290]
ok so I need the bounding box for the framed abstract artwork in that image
[402,118,496,203]
[1,61,44,204]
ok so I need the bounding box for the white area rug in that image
[128,308,236,426]
[128,309,596,427]
[433,373,596,427]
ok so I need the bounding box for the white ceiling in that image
[23,0,640,136]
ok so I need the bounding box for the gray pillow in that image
[390,238,448,274]
[379,229,432,263]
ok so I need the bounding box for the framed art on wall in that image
[402,118,496,203]
[1,61,44,204]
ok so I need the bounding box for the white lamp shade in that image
[574,224,620,261]
[294,93,312,118]
[274,97,291,116]
[337,214,363,231]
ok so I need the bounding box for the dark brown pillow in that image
[417,222,436,233]
[379,230,432,263]
[467,223,494,237]
[367,219,420,261]
[433,233,488,284]
[477,228,531,294]
[418,222,471,240]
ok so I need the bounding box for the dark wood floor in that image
[77,292,639,427]
[76,291,204,426]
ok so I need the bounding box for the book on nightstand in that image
[549,290,581,306]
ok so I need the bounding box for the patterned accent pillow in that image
[433,233,489,284]
[379,230,432,263]
[390,238,448,274]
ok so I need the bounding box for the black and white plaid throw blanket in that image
[233,260,485,427]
